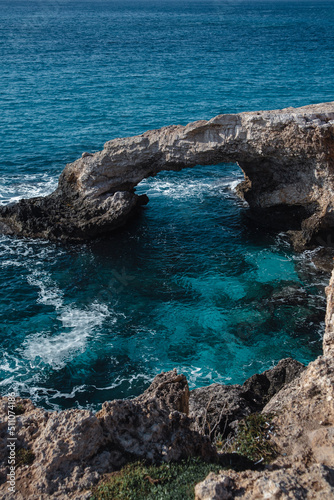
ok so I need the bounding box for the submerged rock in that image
[1,269,334,498]
[1,102,334,249]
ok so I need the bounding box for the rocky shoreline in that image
[1,102,334,251]
[1,270,334,499]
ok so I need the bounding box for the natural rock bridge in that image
[1,101,334,250]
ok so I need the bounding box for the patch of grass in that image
[229,413,277,464]
[16,448,35,467]
[91,458,223,500]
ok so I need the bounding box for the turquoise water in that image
[0,0,333,409]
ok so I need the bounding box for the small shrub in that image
[229,413,276,464]
[14,404,25,415]
[16,448,35,467]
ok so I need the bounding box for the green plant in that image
[16,448,35,467]
[91,458,222,500]
[14,404,25,415]
[214,432,224,451]
[229,413,277,464]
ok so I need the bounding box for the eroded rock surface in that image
[195,465,334,500]
[1,102,334,248]
[1,274,334,499]
[0,361,308,499]
[189,358,305,439]
[0,370,214,499]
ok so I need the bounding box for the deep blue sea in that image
[1,0,333,410]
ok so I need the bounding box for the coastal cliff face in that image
[1,102,334,499]
[1,102,334,249]
[0,371,215,499]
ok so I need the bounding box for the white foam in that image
[0,173,58,206]
[0,236,65,273]
[9,381,89,411]
[22,302,112,370]
[228,179,241,191]
[154,364,232,389]
[28,271,64,310]
[92,371,152,392]
[0,353,24,375]
[138,178,212,200]
[0,259,23,268]
[138,171,243,201]
[59,302,111,329]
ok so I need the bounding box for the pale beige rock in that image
[62,102,334,207]
[1,102,334,247]
[97,370,214,464]
[324,269,334,356]
[195,465,334,500]
[194,472,233,500]
[0,370,214,499]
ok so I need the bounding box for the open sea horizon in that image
[1,0,334,410]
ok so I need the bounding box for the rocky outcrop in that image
[194,270,334,500]
[0,361,308,499]
[0,370,215,499]
[324,269,334,356]
[195,465,334,500]
[96,370,212,464]
[1,102,334,249]
[189,358,305,440]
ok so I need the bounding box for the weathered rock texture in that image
[195,465,334,500]
[189,358,305,440]
[1,102,334,248]
[0,370,215,499]
[195,270,334,500]
[0,359,315,499]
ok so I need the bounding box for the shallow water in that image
[0,0,333,409]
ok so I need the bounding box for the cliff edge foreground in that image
[1,102,334,250]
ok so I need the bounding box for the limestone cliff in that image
[1,102,334,249]
[0,360,307,499]
[0,371,215,499]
